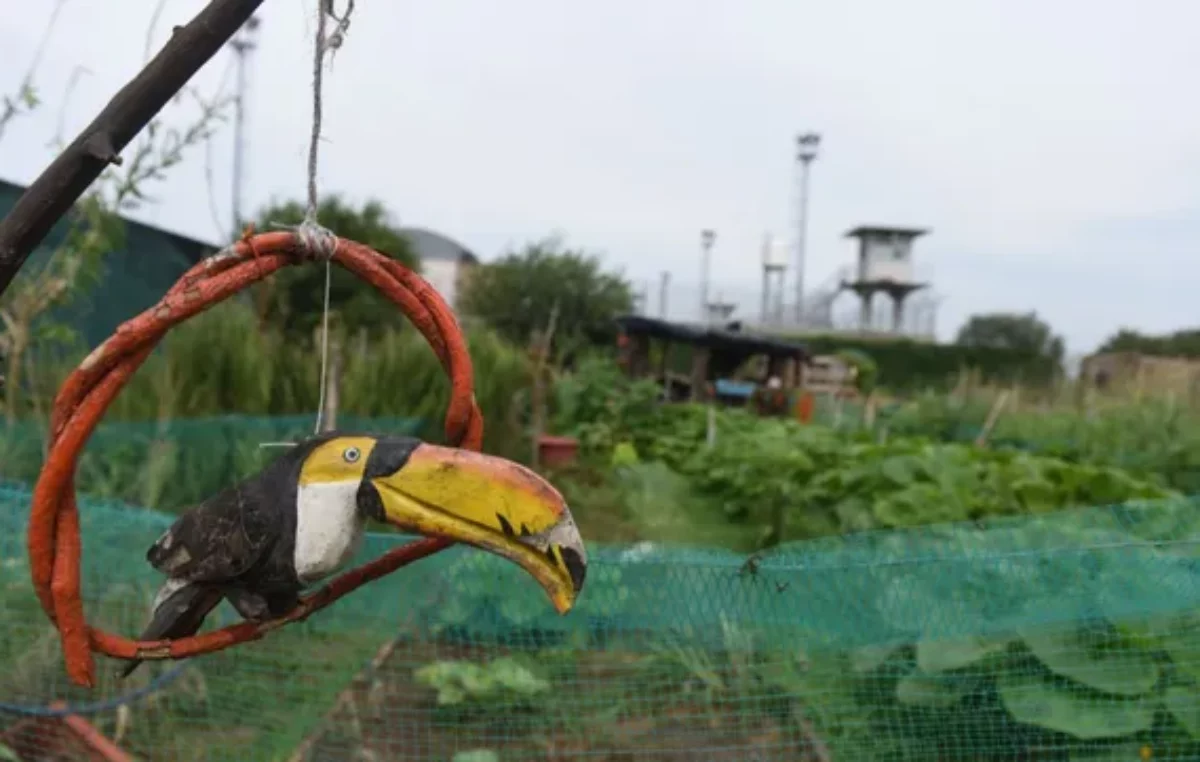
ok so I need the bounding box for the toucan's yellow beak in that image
[362,441,587,614]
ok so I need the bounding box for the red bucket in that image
[537,435,579,468]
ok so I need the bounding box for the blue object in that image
[714,379,757,398]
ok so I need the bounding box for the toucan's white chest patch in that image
[294,480,365,584]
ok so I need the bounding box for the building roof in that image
[399,226,480,265]
[0,177,221,347]
[615,314,809,360]
[844,225,930,240]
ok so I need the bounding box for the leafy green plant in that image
[547,358,1181,549]
[551,355,665,454]
[835,348,879,394]
[824,503,1200,760]
[414,657,549,709]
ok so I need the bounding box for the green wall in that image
[0,180,217,349]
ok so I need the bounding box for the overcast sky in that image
[1,0,1198,354]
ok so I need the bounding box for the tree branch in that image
[0,0,265,298]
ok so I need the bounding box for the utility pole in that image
[659,270,670,318]
[699,229,716,324]
[230,15,261,236]
[794,132,820,325]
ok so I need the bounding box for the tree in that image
[252,195,419,339]
[955,311,1065,364]
[1097,328,1200,357]
[459,237,634,356]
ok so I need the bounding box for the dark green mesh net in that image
[3,421,1200,760]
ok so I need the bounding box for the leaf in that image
[834,498,876,533]
[487,657,550,697]
[1163,683,1200,739]
[611,441,639,466]
[1019,626,1159,696]
[895,671,967,708]
[875,577,938,634]
[1110,613,1181,650]
[916,635,1010,673]
[880,456,917,486]
[997,673,1156,740]
[437,684,468,706]
[1158,622,1200,683]
[850,643,901,674]
[0,743,19,762]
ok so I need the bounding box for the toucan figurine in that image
[120,432,587,677]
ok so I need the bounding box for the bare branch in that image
[203,122,229,238]
[0,0,69,141]
[144,0,173,64]
[0,0,266,298]
[50,65,94,150]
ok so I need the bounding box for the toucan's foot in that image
[118,659,143,680]
[226,587,298,621]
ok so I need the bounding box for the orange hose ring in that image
[27,230,484,688]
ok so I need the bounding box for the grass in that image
[860,388,1200,492]
[6,300,534,466]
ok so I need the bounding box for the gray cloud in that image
[1,0,1198,354]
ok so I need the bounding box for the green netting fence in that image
[6,414,1200,760]
[3,485,1200,760]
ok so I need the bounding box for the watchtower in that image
[759,233,788,325]
[841,225,929,333]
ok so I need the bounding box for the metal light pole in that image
[699,229,716,323]
[230,15,261,236]
[793,132,820,325]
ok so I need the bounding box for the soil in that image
[298,640,818,762]
[0,717,111,762]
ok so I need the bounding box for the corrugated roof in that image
[615,314,809,359]
[0,178,219,347]
[844,225,930,239]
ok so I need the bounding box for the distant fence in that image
[3,478,1200,760]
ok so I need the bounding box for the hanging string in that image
[305,0,355,224]
[301,0,355,435]
[259,1,355,447]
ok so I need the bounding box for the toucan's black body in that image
[120,429,588,678]
[121,431,408,677]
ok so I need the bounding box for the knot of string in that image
[294,220,338,262]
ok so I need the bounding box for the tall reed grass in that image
[1,301,535,504]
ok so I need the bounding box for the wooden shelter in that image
[1080,351,1200,399]
[804,354,860,397]
[614,315,810,405]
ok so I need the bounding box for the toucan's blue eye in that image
[343,446,361,463]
